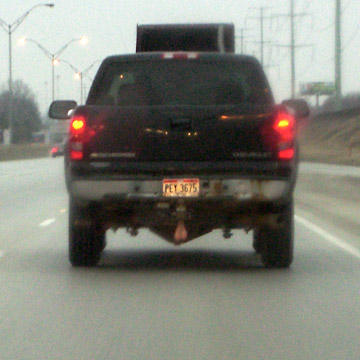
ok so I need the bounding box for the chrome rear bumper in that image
[71,178,290,202]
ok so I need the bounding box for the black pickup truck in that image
[49,24,309,268]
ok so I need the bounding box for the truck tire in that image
[252,229,264,253]
[69,199,105,266]
[64,152,70,192]
[259,201,294,268]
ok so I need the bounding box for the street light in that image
[59,59,100,104]
[0,3,54,144]
[19,36,88,102]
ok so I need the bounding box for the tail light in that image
[262,107,296,160]
[68,113,95,161]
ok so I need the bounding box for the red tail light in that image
[68,114,95,161]
[278,148,295,160]
[273,112,294,143]
[71,117,86,135]
[262,108,296,160]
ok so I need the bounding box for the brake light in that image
[262,108,296,161]
[274,110,295,160]
[71,116,86,135]
[274,112,294,143]
[68,114,95,161]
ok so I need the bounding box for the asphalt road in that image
[1,158,360,360]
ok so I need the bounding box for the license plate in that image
[163,178,200,197]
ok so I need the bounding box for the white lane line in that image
[295,215,360,260]
[0,250,5,258]
[39,218,56,227]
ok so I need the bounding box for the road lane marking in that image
[0,250,5,258]
[39,218,55,227]
[295,215,360,260]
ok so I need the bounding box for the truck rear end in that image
[49,24,309,268]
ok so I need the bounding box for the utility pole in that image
[235,27,251,54]
[237,28,245,54]
[273,0,311,98]
[260,7,264,65]
[290,0,296,99]
[248,7,272,67]
[258,7,267,66]
[335,0,342,110]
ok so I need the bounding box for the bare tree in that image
[322,92,360,114]
[0,80,42,143]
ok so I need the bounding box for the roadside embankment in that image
[299,113,360,166]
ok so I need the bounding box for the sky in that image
[0,0,359,114]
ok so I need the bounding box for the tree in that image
[321,92,360,113]
[343,92,360,109]
[0,80,42,143]
[321,96,337,113]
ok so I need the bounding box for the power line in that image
[246,7,273,67]
[235,27,253,54]
[271,0,312,98]
[342,21,360,51]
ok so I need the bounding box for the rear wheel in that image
[252,229,264,253]
[257,201,294,268]
[69,199,105,266]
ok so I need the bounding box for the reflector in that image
[278,148,294,160]
[70,150,83,160]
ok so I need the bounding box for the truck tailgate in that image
[81,105,275,163]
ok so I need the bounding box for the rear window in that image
[91,59,273,106]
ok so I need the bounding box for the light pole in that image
[60,59,100,104]
[335,0,342,110]
[19,36,88,103]
[0,3,54,144]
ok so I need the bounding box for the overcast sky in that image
[1,0,359,113]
